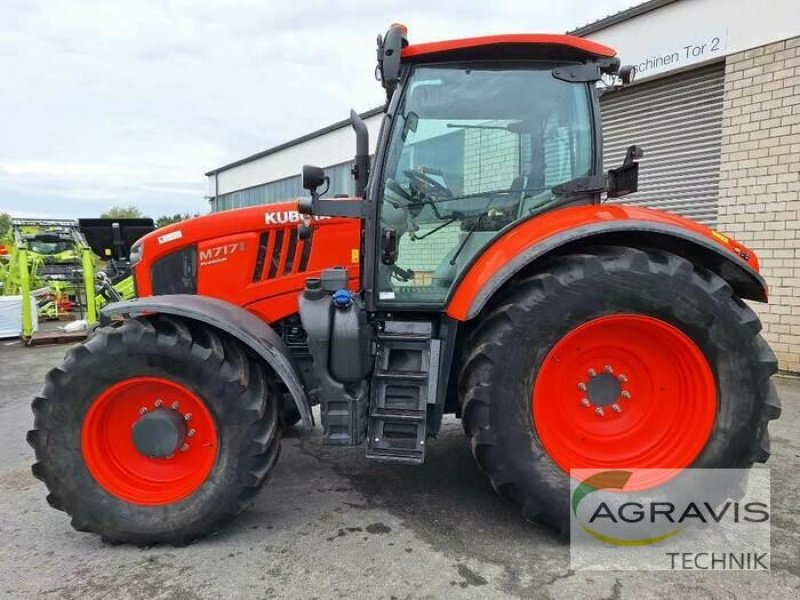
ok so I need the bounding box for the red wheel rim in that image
[81,377,218,505]
[533,315,716,479]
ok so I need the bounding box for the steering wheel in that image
[403,169,453,199]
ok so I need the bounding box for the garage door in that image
[601,62,725,225]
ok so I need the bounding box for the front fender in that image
[101,295,313,428]
[447,204,767,321]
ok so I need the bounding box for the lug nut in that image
[588,368,597,377]
[138,407,148,415]
[180,443,189,452]
[581,398,591,407]
[621,391,631,399]
[595,407,605,416]
[578,382,588,392]
[184,413,192,421]
[618,374,628,383]
[171,401,180,410]
[154,399,163,408]
[187,429,196,437]
[612,403,622,413]
[604,365,614,374]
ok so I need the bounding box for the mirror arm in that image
[298,197,366,218]
[350,109,370,199]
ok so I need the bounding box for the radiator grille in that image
[252,227,313,282]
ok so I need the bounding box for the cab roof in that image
[401,34,616,63]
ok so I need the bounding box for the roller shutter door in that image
[600,62,725,225]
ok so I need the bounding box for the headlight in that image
[129,240,143,266]
[151,246,197,295]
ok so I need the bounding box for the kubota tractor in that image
[29,26,781,545]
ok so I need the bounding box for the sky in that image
[0,0,637,220]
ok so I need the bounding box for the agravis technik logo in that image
[569,468,771,571]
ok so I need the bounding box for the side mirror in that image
[376,24,408,103]
[302,165,328,193]
[607,145,644,198]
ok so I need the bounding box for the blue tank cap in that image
[332,289,353,309]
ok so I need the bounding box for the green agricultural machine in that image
[3,219,97,339]
[0,217,154,341]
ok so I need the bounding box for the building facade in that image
[205,0,800,372]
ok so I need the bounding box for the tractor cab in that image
[301,26,640,308]
[377,52,601,303]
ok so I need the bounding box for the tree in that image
[155,213,198,228]
[0,212,10,239]
[101,206,144,219]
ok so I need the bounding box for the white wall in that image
[209,0,800,197]
[212,113,383,196]
[585,0,800,80]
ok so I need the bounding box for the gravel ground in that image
[0,340,798,599]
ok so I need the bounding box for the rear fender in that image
[101,295,313,428]
[447,204,768,321]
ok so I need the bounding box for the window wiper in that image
[448,190,502,266]
[446,123,508,131]
[446,121,537,134]
[423,185,544,206]
[410,215,459,240]
[449,222,476,266]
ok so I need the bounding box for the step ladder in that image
[366,321,438,464]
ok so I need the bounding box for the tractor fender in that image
[447,204,768,321]
[101,294,314,428]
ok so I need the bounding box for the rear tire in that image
[28,315,282,545]
[460,246,780,531]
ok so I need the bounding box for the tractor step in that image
[373,370,429,381]
[367,321,433,465]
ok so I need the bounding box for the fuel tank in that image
[132,201,362,324]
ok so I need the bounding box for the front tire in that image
[28,315,282,545]
[460,246,780,530]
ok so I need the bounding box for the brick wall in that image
[398,124,519,279]
[717,36,800,373]
[399,224,461,273]
[463,127,520,192]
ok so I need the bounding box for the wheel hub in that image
[585,371,622,408]
[132,408,187,458]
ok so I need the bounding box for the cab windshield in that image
[378,63,594,304]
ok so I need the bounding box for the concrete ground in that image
[0,341,798,600]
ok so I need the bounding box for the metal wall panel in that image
[600,62,725,225]
[211,160,355,212]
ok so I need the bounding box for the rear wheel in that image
[28,315,282,545]
[460,246,780,530]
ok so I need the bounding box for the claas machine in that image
[29,26,781,545]
[5,219,97,338]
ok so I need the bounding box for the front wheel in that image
[459,246,781,530]
[28,315,282,545]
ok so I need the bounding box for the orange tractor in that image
[29,26,780,545]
